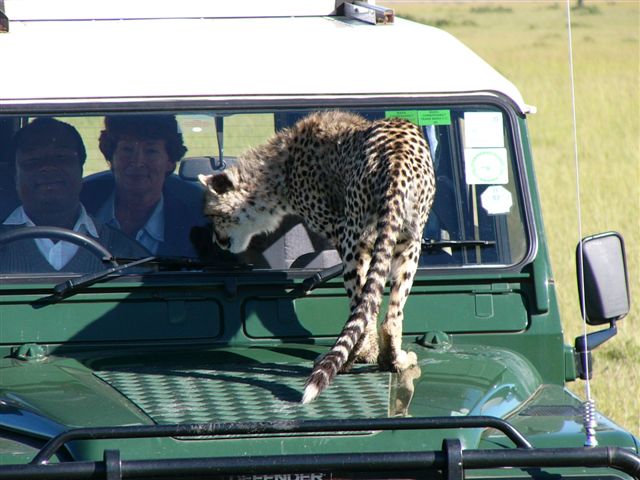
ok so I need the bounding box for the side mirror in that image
[576,232,630,326]
[574,232,630,381]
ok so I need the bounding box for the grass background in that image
[387,0,639,434]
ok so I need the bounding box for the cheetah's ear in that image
[199,172,235,195]
[198,174,212,188]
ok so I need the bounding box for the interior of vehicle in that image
[0,107,530,278]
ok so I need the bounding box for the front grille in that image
[95,363,390,425]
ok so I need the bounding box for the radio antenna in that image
[565,0,597,448]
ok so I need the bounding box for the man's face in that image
[15,134,83,218]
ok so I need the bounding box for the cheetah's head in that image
[198,171,282,254]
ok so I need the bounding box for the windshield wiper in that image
[104,256,251,271]
[421,239,496,250]
[299,262,344,295]
[296,239,497,296]
[35,256,251,306]
[50,255,158,301]
[42,240,495,303]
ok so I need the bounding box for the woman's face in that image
[110,135,175,199]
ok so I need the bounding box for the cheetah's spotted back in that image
[199,111,436,403]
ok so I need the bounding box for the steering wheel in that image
[0,226,116,266]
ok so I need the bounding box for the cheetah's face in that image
[198,172,257,254]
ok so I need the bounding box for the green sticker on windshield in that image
[385,110,419,124]
[385,109,451,126]
[418,109,451,126]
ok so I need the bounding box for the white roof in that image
[0,0,531,113]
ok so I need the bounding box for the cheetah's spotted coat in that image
[199,111,436,403]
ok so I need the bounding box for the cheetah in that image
[199,110,436,403]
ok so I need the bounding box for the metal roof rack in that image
[344,1,394,25]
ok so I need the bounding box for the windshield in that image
[0,106,530,279]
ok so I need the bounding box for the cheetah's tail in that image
[301,206,401,404]
[301,307,372,404]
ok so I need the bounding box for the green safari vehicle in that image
[0,1,638,478]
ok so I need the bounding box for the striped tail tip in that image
[301,383,320,404]
[301,366,333,404]
[301,335,358,403]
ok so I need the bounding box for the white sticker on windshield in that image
[481,186,513,215]
[464,111,504,148]
[464,148,509,184]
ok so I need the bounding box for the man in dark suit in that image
[1,118,147,273]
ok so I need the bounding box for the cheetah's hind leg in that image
[378,237,420,372]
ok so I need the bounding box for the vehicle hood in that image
[3,342,638,462]
[1,344,538,432]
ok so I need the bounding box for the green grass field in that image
[388,0,639,434]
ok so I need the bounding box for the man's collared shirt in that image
[95,194,164,254]
[3,205,99,271]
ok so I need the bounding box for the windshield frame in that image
[0,93,538,284]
